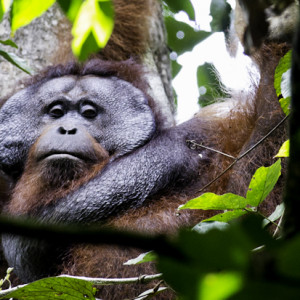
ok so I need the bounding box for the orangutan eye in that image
[48,104,65,118]
[81,104,98,119]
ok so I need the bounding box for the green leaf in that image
[180,192,247,210]
[201,210,247,223]
[57,0,83,22]
[0,39,18,48]
[0,49,33,74]
[0,276,96,299]
[262,203,285,228]
[11,0,55,33]
[210,0,232,32]
[171,59,182,78]
[277,234,300,280]
[274,50,292,97]
[279,96,291,116]
[0,0,11,21]
[193,221,229,234]
[71,0,114,61]
[231,281,300,300]
[199,272,243,300]
[158,223,254,299]
[281,69,291,98]
[164,16,211,56]
[246,159,281,207]
[163,0,195,21]
[275,140,290,158]
[123,251,157,265]
[197,62,229,107]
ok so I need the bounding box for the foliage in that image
[67,0,114,61]
[210,0,232,32]
[0,268,13,291]
[180,159,282,224]
[164,16,211,57]
[275,50,292,116]
[124,251,157,266]
[0,0,10,21]
[0,0,298,299]
[10,0,55,33]
[164,0,232,107]
[0,39,32,73]
[275,140,290,158]
[163,0,195,21]
[197,63,229,107]
[0,0,34,74]
[0,276,97,300]
[0,0,114,63]
[158,216,300,300]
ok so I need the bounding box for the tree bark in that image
[0,2,174,126]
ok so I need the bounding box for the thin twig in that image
[134,286,168,300]
[196,115,289,193]
[59,273,163,286]
[188,140,236,159]
[273,213,284,237]
[197,160,237,193]
[0,283,27,297]
[238,115,289,161]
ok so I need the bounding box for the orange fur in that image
[7,136,109,215]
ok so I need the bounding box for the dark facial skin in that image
[0,75,155,179]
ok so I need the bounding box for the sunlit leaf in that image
[199,272,243,300]
[262,203,285,228]
[281,69,291,98]
[0,0,11,21]
[279,96,291,116]
[0,49,33,74]
[180,192,247,210]
[193,221,229,233]
[274,50,292,97]
[246,159,281,207]
[0,276,96,299]
[11,0,55,33]
[201,210,247,223]
[275,140,290,158]
[124,251,157,265]
[72,0,114,60]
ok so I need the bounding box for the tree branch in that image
[59,273,163,286]
[0,214,184,260]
